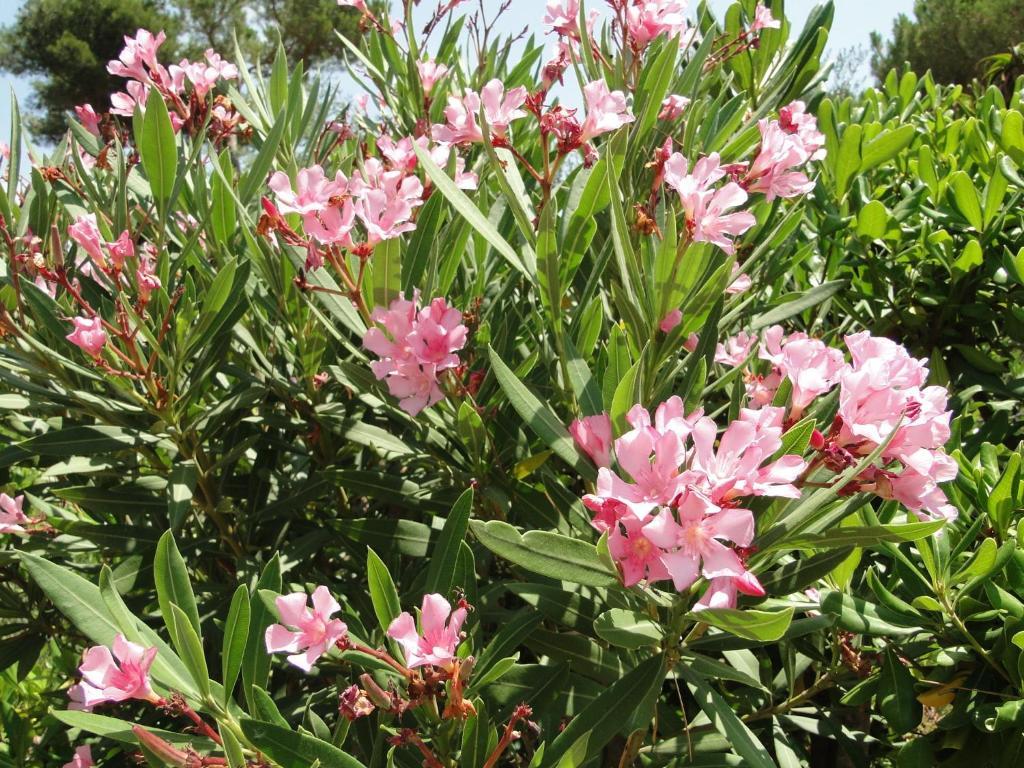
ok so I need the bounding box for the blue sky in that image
[0,0,913,146]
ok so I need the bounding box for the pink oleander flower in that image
[0,493,30,534]
[433,91,483,145]
[745,119,815,202]
[107,231,134,270]
[75,105,102,136]
[68,214,106,268]
[664,152,755,253]
[363,293,467,416]
[609,514,672,586]
[63,746,94,768]
[544,0,580,37]
[658,94,690,121]
[877,463,958,521]
[642,490,753,591]
[727,268,752,294]
[843,331,928,389]
[69,634,158,710]
[107,29,167,83]
[66,316,107,358]
[387,594,467,669]
[479,79,529,138]
[626,0,688,49]
[269,165,354,245]
[745,370,782,409]
[580,80,635,142]
[693,570,765,611]
[688,410,805,502]
[714,331,757,367]
[683,332,700,352]
[776,337,847,413]
[750,3,781,32]
[265,586,348,672]
[429,144,479,190]
[660,309,683,333]
[779,101,826,161]
[379,135,424,174]
[570,413,614,467]
[136,249,162,301]
[173,49,239,98]
[350,158,424,244]
[416,59,449,94]
[109,80,150,118]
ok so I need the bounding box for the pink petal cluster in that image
[432,80,528,145]
[664,152,756,254]
[387,594,467,669]
[776,337,847,415]
[68,635,158,710]
[416,59,450,95]
[835,332,956,520]
[580,80,635,142]
[75,105,102,136]
[581,397,804,603]
[658,94,691,121]
[543,0,580,38]
[107,29,237,127]
[743,118,816,202]
[66,316,108,358]
[362,293,468,416]
[626,0,688,49]
[750,3,781,32]
[570,413,614,467]
[0,493,29,534]
[714,331,757,367]
[265,586,348,672]
[779,101,827,161]
[68,214,135,276]
[63,746,94,768]
[268,158,425,248]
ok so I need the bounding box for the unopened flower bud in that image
[132,727,188,767]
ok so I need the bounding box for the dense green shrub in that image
[0,1,1021,767]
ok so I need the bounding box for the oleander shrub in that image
[0,1,1021,767]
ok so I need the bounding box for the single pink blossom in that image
[691,183,756,254]
[63,746,94,768]
[626,1,688,49]
[878,463,958,521]
[416,59,449,95]
[609,514,672,586]
[843,331,928,389]
[107,29,167,83]
[70,634,158,710]
[387,594,467,669]
[407,297,468,369]
[642,490,752,591]
[745,119,815,202]
[714,331,757,367]
[779,101,826,161]
[66,316,107,358]
[107,231,134,270]
[350,160,424,244]
[0,493,30,534]
[136,250,162,301]
[683,332,700,352]
[68,214,106,268]
[777,337,847,413]
[727,268,752,294]
[265,586,348,672]
[479,79,529,138]
[75,105,102,136]
[544,0,580,37]
[660,309,683,333]
[750,3,781,32]
[268,165,348,217]
[658,94,690,121]
[579,80,635,142]
[570,413,614,467]
[693,570,765,611]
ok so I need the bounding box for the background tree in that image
[0,0,360,140]
[870,0,1024,86]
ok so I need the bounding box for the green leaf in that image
[834,124,862,198]
[593,609,663,649]
[222,584,250,705]
[781,520,947,549]
[879,648,921,734]
[169,604,211,700]
[949,171,983,230]
[760,549,855,596]
[413,143,529,277]
[240,720,368,768]
[475,610,542,681]
[820,590,919,636]
[488,346,595,480]
[470,520,618,587]
[424,488,473,596]
[20,553,118,646]
[692,607,794,642]
[366,548,402,634]
[859,125,915,173]
[855,200,889,239]
[986,452,1020,534]
[138,88,177,204]
[154,531,201,637]
[210,149,237,244]
[542,654,666,767]
[677,665,778,768]
[750,281,846,330]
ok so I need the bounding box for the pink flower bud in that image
[569,413,614,467]
[66,316,107,358]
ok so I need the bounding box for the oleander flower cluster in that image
[362,292,468,415]
[572,331,958,607]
